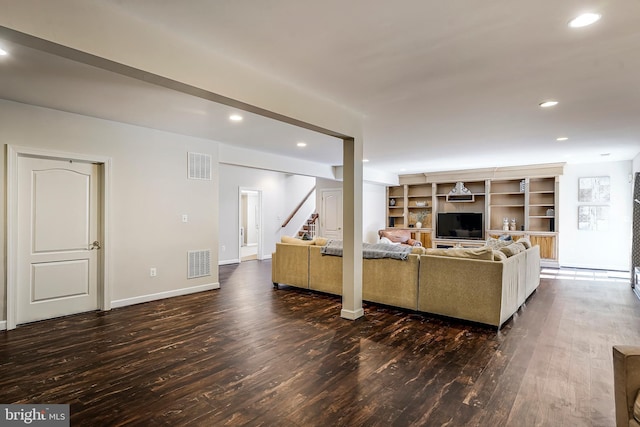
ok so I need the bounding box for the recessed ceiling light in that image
[363,159,369,163]
[539,101,559,108]
[229,114,243,122]
[0,48,8,56]
[556,137,569,141]
[296,142,307,147]
[569,13,601,28]
[400,168,407,172]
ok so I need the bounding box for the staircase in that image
[298,213,319,240]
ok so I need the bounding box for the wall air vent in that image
[188,250,211,279]
[188,152,212,180]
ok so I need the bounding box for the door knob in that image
[89,241,101,250]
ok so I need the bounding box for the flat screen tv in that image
[437,212,484,240]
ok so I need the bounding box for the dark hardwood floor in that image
[2,260,639,426]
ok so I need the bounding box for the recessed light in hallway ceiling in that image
[229,114,243,122]
[569,13,602,28]
[539,101,558,108]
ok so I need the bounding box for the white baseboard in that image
[0,320,6,331]
[111,282,220,309]
[340,308,365,320]
[261,254,272,260]
[219,259,240,265]
[559,262,630,272]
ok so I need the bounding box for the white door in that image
[321,189,343,239]
[17,156,100,325]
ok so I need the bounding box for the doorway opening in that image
[239,188,262,262]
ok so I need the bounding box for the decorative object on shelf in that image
[446,182,474,202]
[415,201,426,207]
[546,208,555,217]
[520,180,526,192]
[509,218,517,231]
[411,210,428,229]
[503,217,509,231]
[389,198,396,206]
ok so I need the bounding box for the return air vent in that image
[188,152,212,180]
[188,250,211,279]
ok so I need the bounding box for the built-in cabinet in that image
[387,185,406,228]
[386,164,563,266]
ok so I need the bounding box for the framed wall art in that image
[578,205,610,231]
[578,176,610,203]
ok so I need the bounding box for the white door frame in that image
[6,145,112,330]
[238,187,263,261]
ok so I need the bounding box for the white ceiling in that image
[0,39,344,166]
[2,1,640,175]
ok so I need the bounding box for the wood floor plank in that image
[1,260,639,426]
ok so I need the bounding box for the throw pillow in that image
[493,250,507,261]
[485,237,511,250]
[380,236,400,245]
[426,247,493,260]
[499,243,522,257]
[512,242,527,252]
[517,237,532,249]
[635,389,640,423]
[281,235,315,246]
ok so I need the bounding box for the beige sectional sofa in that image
[272,239,420,310]
[272,237,541,328]
[418,245,540,327]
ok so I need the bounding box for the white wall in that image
[363,183,388,243]
[559,161,633,270]
[315,178,387,243]
[633,152,640,175]
[0,99,219,320]
[218,164,315,264]
[220,145,336,181]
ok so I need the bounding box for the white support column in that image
[340,137,364,320]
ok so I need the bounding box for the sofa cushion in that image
[492,250,507,261]
[281,235,315,245]
[635,389,640,423]
[426,247,494,260]
[517,237,532,249]
[499,243,523,257]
